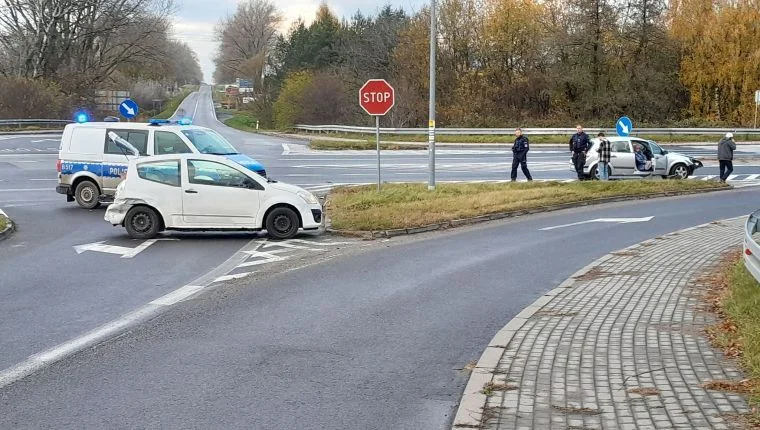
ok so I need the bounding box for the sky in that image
[172,0,425,83]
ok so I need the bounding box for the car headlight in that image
[297,191,319,205]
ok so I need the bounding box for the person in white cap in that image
[717,132,736,183]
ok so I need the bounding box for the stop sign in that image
[359,79,395,116]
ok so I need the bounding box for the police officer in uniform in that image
[511,128,533,181]
[569,124,591,180]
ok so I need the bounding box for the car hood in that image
[224,153,265,174]
[267,181,308,195]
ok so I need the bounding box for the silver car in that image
[582,137,703,179]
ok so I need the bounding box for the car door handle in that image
[185,189,198,194]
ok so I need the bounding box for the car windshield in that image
[181,129,238,155]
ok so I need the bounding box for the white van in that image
[56,120,267,208]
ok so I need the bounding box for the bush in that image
[0,77,74,119]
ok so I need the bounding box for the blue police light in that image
[148,118,170,125]
[178,117,192,125]
[74,112,89,123]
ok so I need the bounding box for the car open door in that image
[610,139,635,175]
[639,140,668,175]
[181,159,261,227]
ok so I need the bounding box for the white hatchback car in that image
[104,154,322,239]
[582,137,703,179]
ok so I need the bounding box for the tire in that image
[590,164,610,180]
[265,207,300,240]
[669,163,689,179]
[75,180,101,209]
[124,206,161,239]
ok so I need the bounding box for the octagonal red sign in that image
[359,79,395,116]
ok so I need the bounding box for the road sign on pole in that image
[119,99,139,120]
[754,90,759,129]
[360,79,395,191]
[616,116,633,137]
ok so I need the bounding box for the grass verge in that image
[327,180,728,231]
[703,252,760,423]
[302,132,756,145]
[311,140,427,150]
[153,86,197,119]
[0,215,7,232]
[224,111,260,132]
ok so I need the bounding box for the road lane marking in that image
[282,143,291,155]
[539,217,654,231]
[150,285,206,306]
[0,188,52,192]
[73,238,178,258]
[28,178,57,181]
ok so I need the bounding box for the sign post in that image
[359,79,395,191]
[754,90,759,129]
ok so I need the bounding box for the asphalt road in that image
[1,188,758,429]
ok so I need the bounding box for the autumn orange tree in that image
[670,0,760,125]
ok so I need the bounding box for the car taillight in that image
[56,159,62,172]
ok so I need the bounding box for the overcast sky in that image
[172,0,425,83]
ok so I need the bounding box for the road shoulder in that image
[453,217,752,429]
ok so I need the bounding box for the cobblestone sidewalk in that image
[454,218,752,429]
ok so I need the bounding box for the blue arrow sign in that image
[616,116,633,137]
[119,99,139,119]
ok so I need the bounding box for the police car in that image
[56,118,266,209]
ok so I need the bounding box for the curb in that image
[450,215,746,429]
[0,209,14,241]
[326,186,732,240]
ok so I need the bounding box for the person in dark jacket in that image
[718,132,736,183]
[597,132,611,180]
[569,125,591,180]
[510,128,532,181]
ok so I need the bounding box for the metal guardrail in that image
[0,119,72,129]
[744,210,760,283]
[295,124,760,136]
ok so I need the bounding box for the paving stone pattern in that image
[484,219,750,429]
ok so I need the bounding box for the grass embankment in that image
[303,132,755,145]
[705,254,760,423]
[311,140,426,150]
[153,85,198,119]
[327,181,728,231]
[223,111,260,132]
[0,215,8,231]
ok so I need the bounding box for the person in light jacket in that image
[718,132,736,183]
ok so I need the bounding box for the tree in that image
[212,0,281,85]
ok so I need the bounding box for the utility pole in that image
[428,0,437,190]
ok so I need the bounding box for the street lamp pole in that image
[428,0,437,190]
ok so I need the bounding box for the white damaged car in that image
[105,153,322,239]
[582,136,703,179]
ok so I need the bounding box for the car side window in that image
[137,160,180,187]
[611,141,631,153]
[187,159,261,189]
[105,130,148,155]
[155,131,192,155]
[646,141,664,155]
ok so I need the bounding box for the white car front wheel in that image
[669,163,689,179]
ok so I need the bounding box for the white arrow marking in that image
[73,238,176,258]
[539,216,654,231]
[121,103,135,115]
[618,121,629,134]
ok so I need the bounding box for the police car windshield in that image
[181,130,238,155]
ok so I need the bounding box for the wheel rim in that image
[131,212,152,233]
[674,166,687,178]
[273,214,292,233]
[80,187,94,203]
[594,167,600,179]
